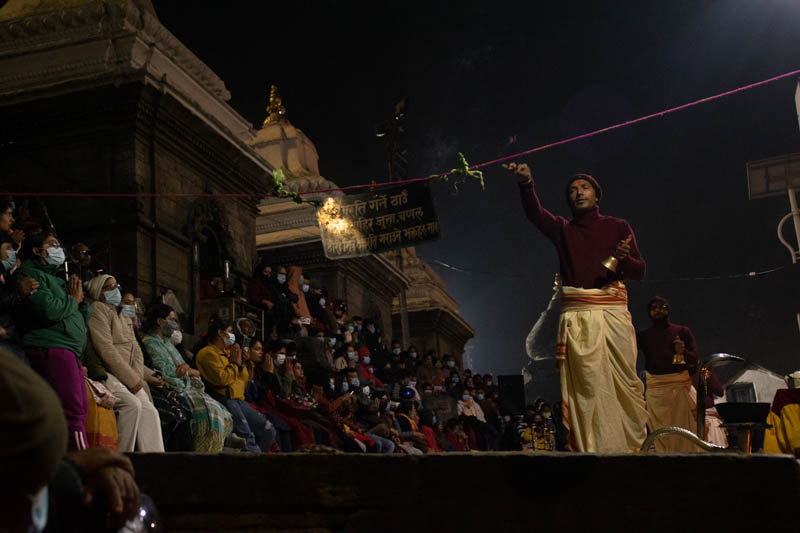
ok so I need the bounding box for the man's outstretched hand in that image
[502,162,532,184]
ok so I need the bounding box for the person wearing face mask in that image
[86,274,165,453]
[457,388,500,450]
[17,232,91,451]
[357,346,384,389]
[141,304,233,453]
[333,343,355,372]
[196,318,276,453]
[0,233,38,362]
[446,370,463,400]
[360,318,381,355]
[0,350,143,533]
[267,265,299,336]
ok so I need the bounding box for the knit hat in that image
[565,173,603,202]
[85,273,113,301]
[0,350,68,494]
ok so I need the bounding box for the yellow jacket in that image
[196,344,248,400]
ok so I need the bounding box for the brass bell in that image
[601,255,619,272]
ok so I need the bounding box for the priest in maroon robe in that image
[637,296,702,452]
[506,162,647,453]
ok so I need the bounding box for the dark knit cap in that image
[0,350,68,494]
[648,296,670,311]
[565,173,603,202]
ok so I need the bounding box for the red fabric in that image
[246,277,274,308]
[446,430,464,451]
[466,426,479,450]
[519,181,645,289]
[421,426,441,452]
[351,431,375,447]
[771,388,800,415]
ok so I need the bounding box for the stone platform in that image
[129,452,800,532]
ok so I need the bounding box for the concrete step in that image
[129,452,800,532]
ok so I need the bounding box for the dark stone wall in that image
[0,82,266,329]
[129,452,800,533]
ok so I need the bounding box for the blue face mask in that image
[163,319,178,338]
[363,356,371,365]
[276,274,286,284]
[103,287,122,307]
[120,304,137,319]
[29,485,48,533]
[342,381,349,392]
[347,351,357,360]
[1,249,16,272]
[357,324,362,332]
[45,246,66,267]
[350,378,360,387]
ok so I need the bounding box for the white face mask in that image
[45,246,66,266]
[103,287,122,307]
[224,332,235,347]
[319,297,326,306]
[362,385,370,396]
[170,329,183,346]
[302,284,310,293]
[1,249,16,271]
[276,274,286,284]
[275,353,286,366]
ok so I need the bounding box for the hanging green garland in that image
[270,168,315,205]
[430,152,485,190]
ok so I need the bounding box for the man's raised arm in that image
[503,162,566,242]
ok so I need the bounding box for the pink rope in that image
[3,67,799,200]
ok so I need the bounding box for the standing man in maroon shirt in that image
[505,162,647,452]
[637,296,701,452]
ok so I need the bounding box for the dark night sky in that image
[157,1,800,379]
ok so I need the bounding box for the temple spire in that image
[262,84,287,126]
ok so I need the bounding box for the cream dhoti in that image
[556,282,647,452]
[645,370,700,452]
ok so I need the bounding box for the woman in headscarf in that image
[140,303,233,453]
[85,273,165,452]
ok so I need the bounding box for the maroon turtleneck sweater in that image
[636,321,699,375]
[518,180,645,289]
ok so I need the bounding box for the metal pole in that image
[788,188,800,255]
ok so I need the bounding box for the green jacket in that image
[16,259,89,358]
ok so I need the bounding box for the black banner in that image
[317,183,440,259]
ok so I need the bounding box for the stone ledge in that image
[129,452,800,532]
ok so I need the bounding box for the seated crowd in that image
[0,197,561,454]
